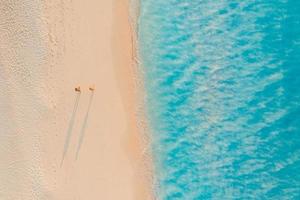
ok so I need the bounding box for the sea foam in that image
[138,1,300,199]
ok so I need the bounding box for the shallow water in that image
[138,0,300,199]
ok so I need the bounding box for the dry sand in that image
[0,0,152,199]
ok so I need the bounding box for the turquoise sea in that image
[138,1,300,199]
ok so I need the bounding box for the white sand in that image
[0,0,152,199]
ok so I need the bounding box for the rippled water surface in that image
[138,1,300,199]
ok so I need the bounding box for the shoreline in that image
[112,0,153,199]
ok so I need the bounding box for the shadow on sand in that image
[75,91,94,160]
[61,92,81,166]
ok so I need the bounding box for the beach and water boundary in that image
[1,0,299,199]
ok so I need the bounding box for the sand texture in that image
[0,0,151,199]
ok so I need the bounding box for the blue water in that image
[138,1,300,199]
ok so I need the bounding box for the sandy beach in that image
[0,0,151,199]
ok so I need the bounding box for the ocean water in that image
[138,0,300,199]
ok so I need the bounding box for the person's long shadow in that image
[61,92,81,166]
[75,91,94,160]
